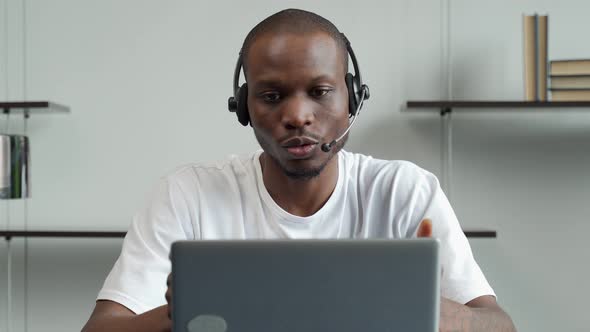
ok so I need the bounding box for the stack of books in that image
[549,59,590,101]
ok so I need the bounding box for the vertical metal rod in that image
[6,177,10,332]
[7,238,12,332]
[24,112,29,332]
[440,0,453,99]
[446,0,452,99]
[447,112,453,201]
[439,0,446,99]
[3,0,9,100]
[441,108,453,201]
[22,0,27,103]
[23,0,30,329]
[3,0,13,329]
[440,0,453,202]
[441,111,447,191]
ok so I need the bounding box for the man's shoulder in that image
[340,150,439,197]
[163,150,261,184]
[341,150,432,179]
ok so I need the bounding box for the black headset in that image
[227,33,370,126]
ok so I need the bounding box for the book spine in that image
[523,15,536,101]
[539,15,548,101]
[534,14,540,101]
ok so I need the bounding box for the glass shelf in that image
[0,101,70,114]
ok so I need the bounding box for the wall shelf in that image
[463,231,496,238]
[0,101,70,114]
[0,229,496,239]
[406,100,590,114]
[1,230,126,239]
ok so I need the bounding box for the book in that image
[550,75,590,89]
[523,15,536,100]
[537,15,548,101]
[523,14,548,101]
[550,59,590,75]
[550,88,590,101]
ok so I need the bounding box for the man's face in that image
[245,32,349,179]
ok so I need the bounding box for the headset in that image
[227,33,370,152]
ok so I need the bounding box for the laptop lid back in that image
[171,239,440,332]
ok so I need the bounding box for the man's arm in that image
[81,300,170,332]
[440,295,516,332]
[417,220,516,332]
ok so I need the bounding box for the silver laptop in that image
[171,239,440,332]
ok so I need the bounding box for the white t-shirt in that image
[97,150,495,314]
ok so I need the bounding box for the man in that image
[82,9,516,332]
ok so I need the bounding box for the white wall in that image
[0,0,589,331]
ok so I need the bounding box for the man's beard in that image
[280,158,326,180]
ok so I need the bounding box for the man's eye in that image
[310,88,331,98]
[261,92,281,102]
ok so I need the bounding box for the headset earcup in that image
[345,73,358,116]
[236,83,250,126]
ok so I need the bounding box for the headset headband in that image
[232,33,365,98]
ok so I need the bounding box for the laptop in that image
[171,239,440,332]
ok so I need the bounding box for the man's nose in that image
[281,95,314,130]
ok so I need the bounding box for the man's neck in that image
[260,153,339,217]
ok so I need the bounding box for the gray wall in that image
[1,0,589,331]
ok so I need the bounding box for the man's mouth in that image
[281,136,319,158]
[285,144,317,157]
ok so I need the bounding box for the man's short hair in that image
[241,8,349,78]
